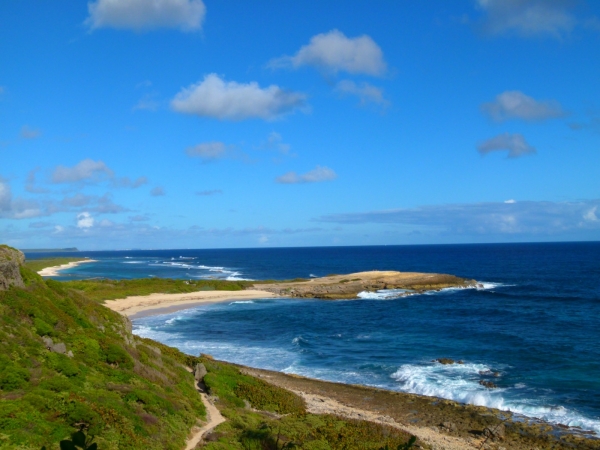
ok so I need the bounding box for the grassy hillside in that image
[0,265,205,450]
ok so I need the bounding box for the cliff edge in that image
[0,244,25,290]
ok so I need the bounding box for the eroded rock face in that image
[0,245,25,291]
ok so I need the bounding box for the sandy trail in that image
[185,392,225,450]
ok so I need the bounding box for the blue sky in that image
[1,0,599,250]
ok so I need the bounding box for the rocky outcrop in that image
[253,271,479,299]
[0,245,25,291]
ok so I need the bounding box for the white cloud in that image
[335,80,388,106]
[171,74,306,120]
[0,180,11,211]
[584,206,598,222]
[270,29,387,76]
[20,125,41,139]
[276,166,337,184]
[316,199,600,236]
[0,179,44,219]
[77,212,94,229]
[477,133,536,158]
[186,141,227,161]
[151,186,166,197]
[86,0,205,32]
[481,90,565,121]
[477,0,576,37]
[52,159,114,183]
[504,199,517,204]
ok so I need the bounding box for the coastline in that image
[37,258,97,277]
[103,289,600,448]
[103,289,278,317]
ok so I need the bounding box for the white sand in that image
[103,290,278,317]
[37,259,97,277]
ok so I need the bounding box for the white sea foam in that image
[230,300,254,304]
[357,289,412,300]
[391,362,600,433]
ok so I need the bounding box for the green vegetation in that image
[198,358,416,449]
[63,278,255,302]
[2,248,415,449]
[0,265,205,449]
[24,258,83,273]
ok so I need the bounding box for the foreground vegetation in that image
[0,265,205,449]
[2,253,416,449]
[188,356,416,449]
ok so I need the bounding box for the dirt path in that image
[185,392,225,450]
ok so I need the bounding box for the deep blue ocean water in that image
[29,242,600,433]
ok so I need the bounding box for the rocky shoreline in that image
[237,363,600,450]
[252,270,479,299]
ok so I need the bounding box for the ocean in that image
[28,242,600,434]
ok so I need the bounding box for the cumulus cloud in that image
[77,212,94,229]
[151,186,166,196]
[270,29,387,76]
[481,90,565,121]
[186,141,228,161]
[477,133,536,158]
[0,178,44,219]
[86,0,206,32]
[20,125,41,139]
[335,80,388,106]
[276,166,337,184]
[171,74,306,120]
[476,0,576,37]
[196,189,223,196]
[52,159,114,183]
[315,199,600,236]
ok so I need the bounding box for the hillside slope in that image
[0,251,206,449]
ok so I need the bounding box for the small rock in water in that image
[479,380,498,389]
[434,358,456,365]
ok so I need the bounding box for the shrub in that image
[0,366,30,391]
[103,343,133,369]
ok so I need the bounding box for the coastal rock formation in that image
[0,245,25,291]
[253,271,478,299]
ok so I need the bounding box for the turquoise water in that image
[31,242,600,433]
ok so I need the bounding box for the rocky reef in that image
[0,245,25,291]
[252,270,479,299]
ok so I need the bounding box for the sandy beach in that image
[104,289,278,317]
[37,259,97,277]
